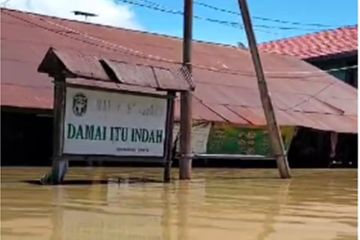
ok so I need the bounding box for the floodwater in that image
[1,168,357,240]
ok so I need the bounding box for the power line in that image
[4,10,357,116]
[194,0,337,29]
[4,9,354,122]
[4,10,357,79]
[118,0,243,29]
[119,0,323,32]
[27,12,360,76]
[18,12,360,75]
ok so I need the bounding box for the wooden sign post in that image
[43,76,69,184]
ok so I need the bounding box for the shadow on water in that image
[23,177,162,185]
[210,176,280,180]
[23,175,281,185]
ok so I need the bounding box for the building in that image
[259,26,358,87]
[259,26,358,166]
[1,8,357,167]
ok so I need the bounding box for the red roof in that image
[1,8,357,133]
[38,48,193,91]
[259,26,358,60]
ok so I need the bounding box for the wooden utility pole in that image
[179,0,193,179]
[237,0,291,178]
[163,91,176,183]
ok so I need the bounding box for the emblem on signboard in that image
[72,93,87,117]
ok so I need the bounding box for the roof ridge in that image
[259,24,358,45]
[1,7,241,50]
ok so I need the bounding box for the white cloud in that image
[4,0,143,30]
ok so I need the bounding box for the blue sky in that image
[120,0,358,45]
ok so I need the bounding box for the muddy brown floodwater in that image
[1,168,357,240]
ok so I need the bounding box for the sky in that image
[3,0,358,45]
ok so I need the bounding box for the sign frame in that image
[50,76,175,183]
[56,82,175,163]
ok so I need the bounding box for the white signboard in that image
[63,87,167,157]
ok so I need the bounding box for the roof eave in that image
[305,50,358,63]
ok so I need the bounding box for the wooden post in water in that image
[48,75,69,184]
[180,0,193,180]
[237,0,291,178]
[164,91,176,183]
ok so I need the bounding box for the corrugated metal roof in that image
[259,26,358,60]
[1,8,357,133]
[1,84,52,110]
[37,48,192,91]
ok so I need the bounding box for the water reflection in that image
[1,168,357,240]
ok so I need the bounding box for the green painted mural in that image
[207,123,296,156]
